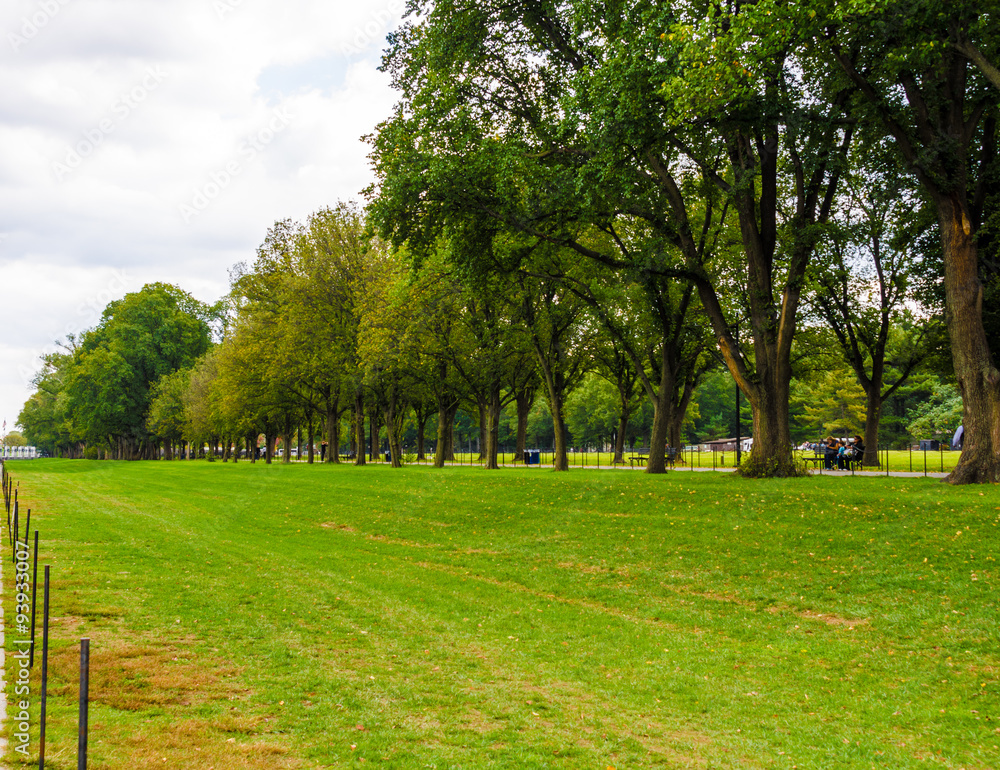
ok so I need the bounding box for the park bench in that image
[801,454,827,470]
[628,448,682,467]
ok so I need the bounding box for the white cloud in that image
[0,0,405,429]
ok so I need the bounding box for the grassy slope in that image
[3,459,999,769]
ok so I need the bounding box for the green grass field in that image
[3,459,998,768]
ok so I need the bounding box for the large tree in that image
[65,283,213,459]
[820,0,1000,482]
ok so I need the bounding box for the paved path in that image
[431,460,950,478]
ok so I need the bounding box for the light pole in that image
[734,322,741,466]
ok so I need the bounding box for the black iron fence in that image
[2,461,90,769]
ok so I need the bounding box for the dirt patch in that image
[557,561,610,575]
[764,605,868,628]
[42,631,304,768]
[48,633,248,711]
[368,534,442,548]
[798,609,869,628]
[320,522,356,532]
[103,716,303,769]
[657,586,868,630]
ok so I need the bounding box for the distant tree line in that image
[18,202,957,470]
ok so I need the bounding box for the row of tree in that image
[365,0,999,483]
[18,195,954,471]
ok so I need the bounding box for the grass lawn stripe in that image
[3,460,998,768]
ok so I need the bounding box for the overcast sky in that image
[0,0,405,432]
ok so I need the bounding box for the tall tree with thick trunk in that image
[822,0,1000,482]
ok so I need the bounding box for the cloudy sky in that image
[0,0,405,432]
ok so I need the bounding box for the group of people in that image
[822,435,864,470]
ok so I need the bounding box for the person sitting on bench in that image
[824,437,839,470]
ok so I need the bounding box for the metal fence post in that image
[30,530,39,668]
[39,565,50,770]
[79,638,90,769]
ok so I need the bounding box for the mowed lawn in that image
[4,460,999,769]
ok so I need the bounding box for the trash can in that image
[523,449,541,465]
[919,440,940,451]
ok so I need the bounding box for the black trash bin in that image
[918,440,940,451]
[523,449,541,465]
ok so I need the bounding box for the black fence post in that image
[30,530,39,668]
[79,638,90,770]
[39,565,50,770]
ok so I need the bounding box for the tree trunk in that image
[349,407,357,459]
[282,414,292,464]
[354,392,366,466]
[614,417,628,462]
[939,200,1000,483]
[325,402,338,464]
[334,407,347,463]
[416,405,428,460]
[476,399,488,461]
[434,404,450,468]
[435,401,459,466]
[384,393,404,468]
[550,397,569,471]
[537,361,570,471]
[861,392,882,467]
[265,432,274,464]
[644,352,675,474]
[484,389,502,469]
[742,376,795,477]
[444,403,457,461]
[645,392,669,474]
